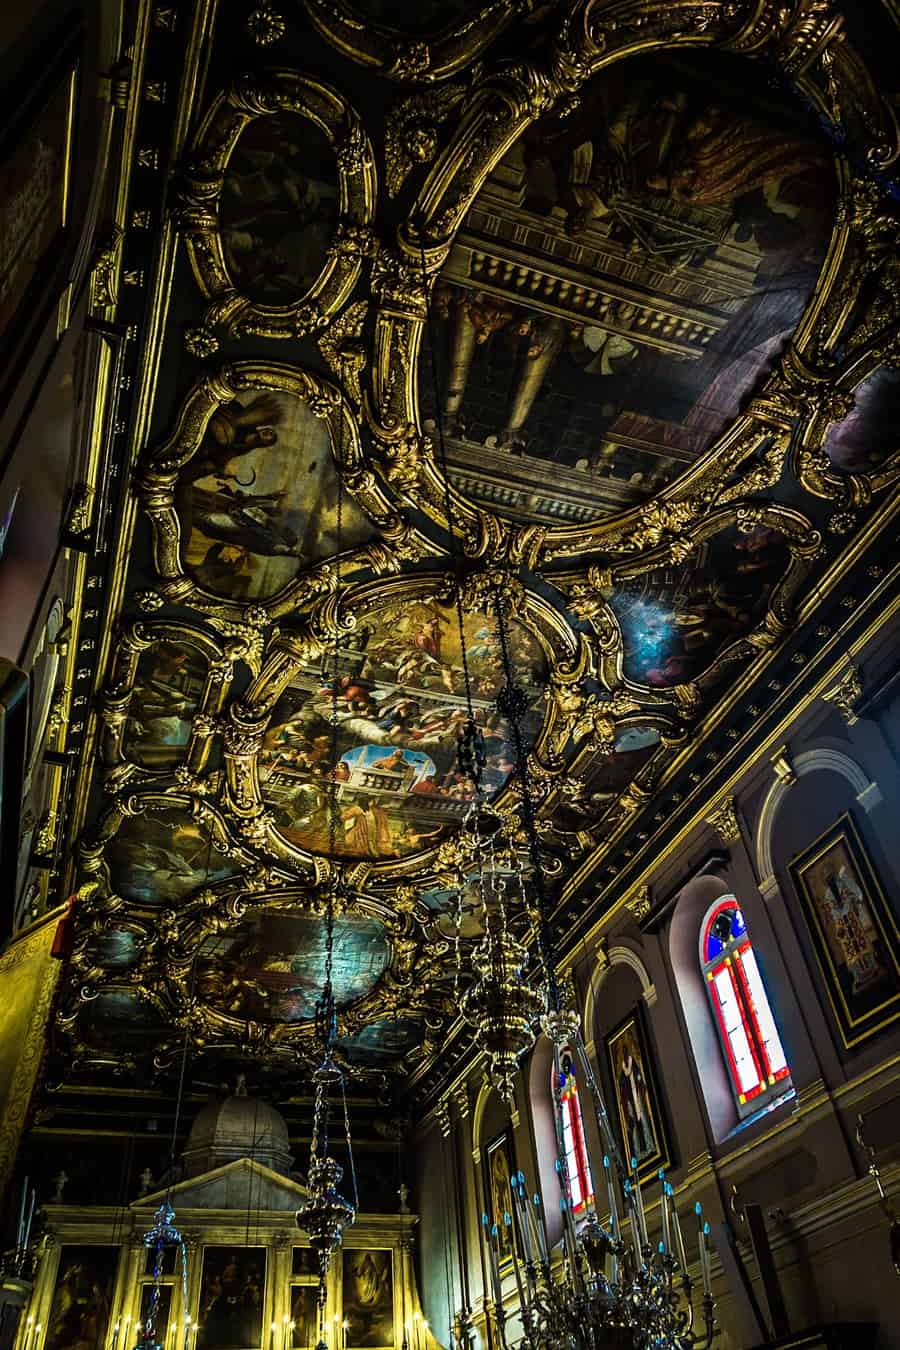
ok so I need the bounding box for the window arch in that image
[556,1048,594,1213]
[700,896,790,1115]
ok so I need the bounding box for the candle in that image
[667,1185,687,1272]
[603,1156,619,1237]
[271,1322,278,1350]
[531,1192,549,1265]
[22,1191,36,1259]
[16,1178,28,1251]
[658,1170,669,1254]
[481,1214,502,1307]
[630,1159,647,1248]
[702,1222,713,1296]
[22,1314,35,1350]
[341,1321,348,1350]
[623,1181,642,1265]
[110,1319,121,1350]
[695,1204,712,1295]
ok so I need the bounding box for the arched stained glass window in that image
[700,897,790,1114]
[556,1049,594,1213]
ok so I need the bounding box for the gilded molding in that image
[178,72,376,340]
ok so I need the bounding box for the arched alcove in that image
[527,1036,564,1247]
[755,747,880,886]
[584,943,655,1048]
[669,873,738,1142]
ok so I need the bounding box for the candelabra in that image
[132,1201,191,1350]
[457,796,545,1104]
[477,1012,715,1350]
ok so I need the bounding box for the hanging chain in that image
[321,402,346,1056]
[418,238,490,791]
[492,582,560,1012]
[340,1075,359,1211]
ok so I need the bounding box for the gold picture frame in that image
[789,812,900,1050]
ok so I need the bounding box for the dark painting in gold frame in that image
[44,1245,117,1350]
[604,1006,672,1185]
[0,22,78,360]
[483,1130,518,1268]
[788,812,900,1049]
[341,1249,394,1349]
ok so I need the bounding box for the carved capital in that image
[451,1083,470,1120]
[627,885,651,924]
[770,744,796,787]
[821,664,863,727]
[705,795,741,845]
[435,1098,452,1138]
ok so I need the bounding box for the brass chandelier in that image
[418,245,716,1350]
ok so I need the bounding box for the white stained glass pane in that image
[561,1099,583,1207]
[713,967,760,1095]
[739,947,788,1076]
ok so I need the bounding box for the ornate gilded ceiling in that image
[57,0,900,1109]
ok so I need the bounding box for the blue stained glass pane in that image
[706,929,724,961]
[705,903,745,961]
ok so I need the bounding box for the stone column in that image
[444,307,479,424]
[500,319,565,448]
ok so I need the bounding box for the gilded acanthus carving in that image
[821,663,863,726]
[385,82,468,197]
[705,796,742,845]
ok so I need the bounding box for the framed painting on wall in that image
[483,1130,518,1267]
[789,812,900,1049]
[44,1245,118,1350]
[604,1006,672,1184]
[0,18,80,367]
[341,1249,394,1349]
[197,1248,266,1350]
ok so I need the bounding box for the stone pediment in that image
[132,1157,308,1213]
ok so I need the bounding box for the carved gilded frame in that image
[136,361,423,621]
[220,571,581,882]
[303,0,525,83]
[98,620,236,782]
[178,71,376,343]
[360,0,899,565]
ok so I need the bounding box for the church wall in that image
[421,624,900,1348]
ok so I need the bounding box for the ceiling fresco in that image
[53,0,900,1109]
[423,50,838,522]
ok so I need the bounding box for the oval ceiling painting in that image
[175,390,372,602]
[260,599,547,860]
[194,911,390,1024]
[219,113,338,305]
[423,50,836,525]
[609,524,790,688]
[122,641,207,768]
[105,807,235,906]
